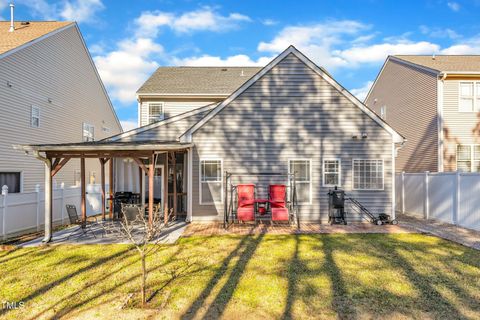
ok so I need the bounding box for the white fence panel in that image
[397,171,480,231]
[0,184,109,239]
[458,174,480,230]
[403,174,424,218]
[429,173,455,224]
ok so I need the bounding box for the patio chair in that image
[236,184,255,222]
[269,185,289,222]
[65,204,98,239]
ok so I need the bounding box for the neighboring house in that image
[23,46,404,229]
[0,20,122,193]
[136,67,261,126]
[365,55,480,173]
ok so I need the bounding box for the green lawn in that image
[0,234,479,319]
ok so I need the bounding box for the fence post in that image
[424,171,430,220]
[401,171,405,214]
[35,184,41,231]
[60,183,65,224]
[453,171,460,225]
[2,185,8,240]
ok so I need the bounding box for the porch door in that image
[167,152,187,219]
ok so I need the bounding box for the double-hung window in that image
[31,106,40,127]
[289,159,312,204]
[457,144,480,172]
[459,82,480,112]
[353,159,384,190]
[82,123,95,142]
[148,103,164,124]
[200,159,223,204]
[323,159,341,187]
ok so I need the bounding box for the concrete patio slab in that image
[19,220,188,247]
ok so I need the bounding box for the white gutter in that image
[33,151,53,243]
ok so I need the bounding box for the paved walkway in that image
[19,220,188,247]
[183,221,416,236]
[398,214,480,250]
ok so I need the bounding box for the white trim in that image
[187,148,193,221]
[352,159,385,191]
[82,122,95,142]
[458,81,480,113]
[137,101,141,128]
[199,158,223,205]
[437,79,444,172]
[180,46,405,144]
[288,158,312,205]
[455,144,480,172]
[322,159,341,187]
[364,57,390,103]
[388,56,440,75]
[106,103,218,142]
[137,93,230,97]
[147,102,165,124]
[30,105,40,128]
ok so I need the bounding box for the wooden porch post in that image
[109,158,114,219]
[43,158,53,243]
[164,152,169,224]
[173,152,177,220]
[81,157,86,222]
[100,158,106,220]
[148,153,154,225]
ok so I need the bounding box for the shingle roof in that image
[393,55,480,72]
[137,66,262,95]
[0,21,73,55]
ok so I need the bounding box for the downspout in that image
[33,150,53,243]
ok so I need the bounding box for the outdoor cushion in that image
[272,207,289,221]
[237,207,255,221]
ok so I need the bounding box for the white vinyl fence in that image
[396,172,480,231]
[0,184,108,239]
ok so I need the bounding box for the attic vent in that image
[221,68,227,71]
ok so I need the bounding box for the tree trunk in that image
[141,251,146,306]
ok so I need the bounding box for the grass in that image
[0,233,479,319]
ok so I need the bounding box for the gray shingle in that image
[394,55,480,72]
[137,66,262,95]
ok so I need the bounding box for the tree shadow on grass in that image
[281,235,302,320]
[181,229,264,320]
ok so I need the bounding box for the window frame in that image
[352,159,384,191]
[82,122,95,142]
[456,144,480,172]
[458,81,480,112]
[288,158,312,205]
[0,171,23,193]
[380,105,386,120]
[199,158,223,205]
[322,159,341,187]
[148,102,165,124]
[31,105,40,128]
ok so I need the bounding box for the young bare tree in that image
[106,204,174,306]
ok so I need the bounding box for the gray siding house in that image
[23,46,404,226]
[0,21,122,193]
[366,55,480,173]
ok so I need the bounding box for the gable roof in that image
[393,55,480,73]
[137,66,262,95]
[0,21,73,55]
[180,46,405,144]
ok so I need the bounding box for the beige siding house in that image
[366,55,480,173]
[136,67,260,126]
[75,46,402,223]
[0,21,122,192]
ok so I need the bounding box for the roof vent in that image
[9,2,14,32]
[221,68,227,71]
[240,69,245,76]
[432,54,436,60]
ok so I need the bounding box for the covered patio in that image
[17,140,193,243]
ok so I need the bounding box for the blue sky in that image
[3,0,480,130]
